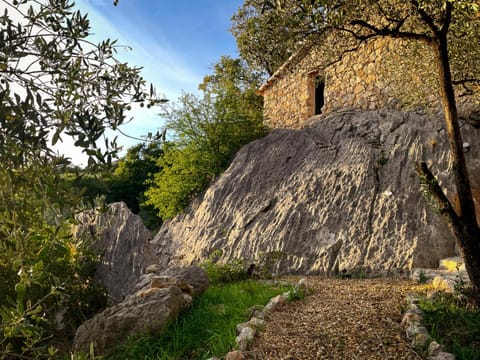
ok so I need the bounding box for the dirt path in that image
[247,278,427,360]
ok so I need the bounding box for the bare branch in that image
[452,78,480,85]
[441,1,453,36]
[410,0,440,35]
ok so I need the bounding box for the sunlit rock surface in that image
[152,109,480,275]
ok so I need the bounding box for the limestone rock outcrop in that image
[73,285,185,355]
[73,202,156,303]
[153,109,480,275]
[134,265,210,297]
[73,266,209,355]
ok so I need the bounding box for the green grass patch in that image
[106,280,290,360]
[419,293,480,360]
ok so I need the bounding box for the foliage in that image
[145,57,267,219]
[417,270,430,284]
[287,284,307,302]
[0,0,160,357]
[113,143,163,208]
[64,142,164,230]
[0,160,107,359]
[201,256,252,285]
[106,280,290,360]
[230,0,318,76]
[232,0,480,104]
[113,142,164,229]
[0,0,162,166]
[201,250,288,285]
[144,143,214,219]
[419,292,480,359]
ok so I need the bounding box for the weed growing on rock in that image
[417,270,430,284]
[200,251,288,284]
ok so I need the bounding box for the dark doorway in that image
[315,76,325,115]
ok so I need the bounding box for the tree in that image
[233,0,480,291]
[0,0,161,355]
[62,142,164,229]
[110,142,164,229]
[0,0,162,166]
[231,0,317,76]
[145,56,267,219]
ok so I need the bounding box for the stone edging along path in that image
[210,279,455,360]
[402,294,455,360]
[207,279,307,360]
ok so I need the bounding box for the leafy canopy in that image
[232,0,480,99]
[145,57,267,219]
[65,142,164,230]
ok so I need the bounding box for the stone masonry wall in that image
[323,38,403,114]
[261,37,475,129]
[262,69,313,129]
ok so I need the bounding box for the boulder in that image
[152,109,480,275]
[73,202,157,303]
[72,265,209,355]
[72,285,186,355]
[134,265,210,296]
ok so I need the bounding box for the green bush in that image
[145,57,267,219]
[63,141,164,230]
[200,250,288,285]
[419,291,480,360]
[201,259,251,285]
[0,162,107,359]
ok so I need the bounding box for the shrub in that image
[145,57,267,219]
[419,291,480,360]
[0,162,107,359]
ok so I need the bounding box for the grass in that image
[106,280,290,360]
[419,292,480,360]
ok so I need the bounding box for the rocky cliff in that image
[151,109,480,276]
[74,202,156,303]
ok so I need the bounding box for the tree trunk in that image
[432,34,480,290]
[416,163,480,291]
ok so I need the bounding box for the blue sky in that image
[69,0,243,164]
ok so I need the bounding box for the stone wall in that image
[259,37,475,129]
[322,38,406,114]
[261,68,313,129]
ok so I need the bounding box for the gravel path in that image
[247,278,427,360]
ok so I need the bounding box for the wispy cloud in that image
[76,0,203,99]
[68,0,208,163]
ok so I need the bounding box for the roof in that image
[256,41,316,95]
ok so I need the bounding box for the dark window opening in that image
[315,77,325,115]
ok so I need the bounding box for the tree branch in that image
[410,0,440,35]
[415,161,459,223]
[345,19,433,43]
[452,78,480,85]
[441,1,453,36]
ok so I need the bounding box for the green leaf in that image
[52,130,61,145]
[15,283,26,297]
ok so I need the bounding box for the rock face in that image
[73,285,186,355]
[153,109,480,275]
[74,202,156,303]
[135,265,211,297]
[73,266,209,355]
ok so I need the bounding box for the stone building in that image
[257,36,474,129]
